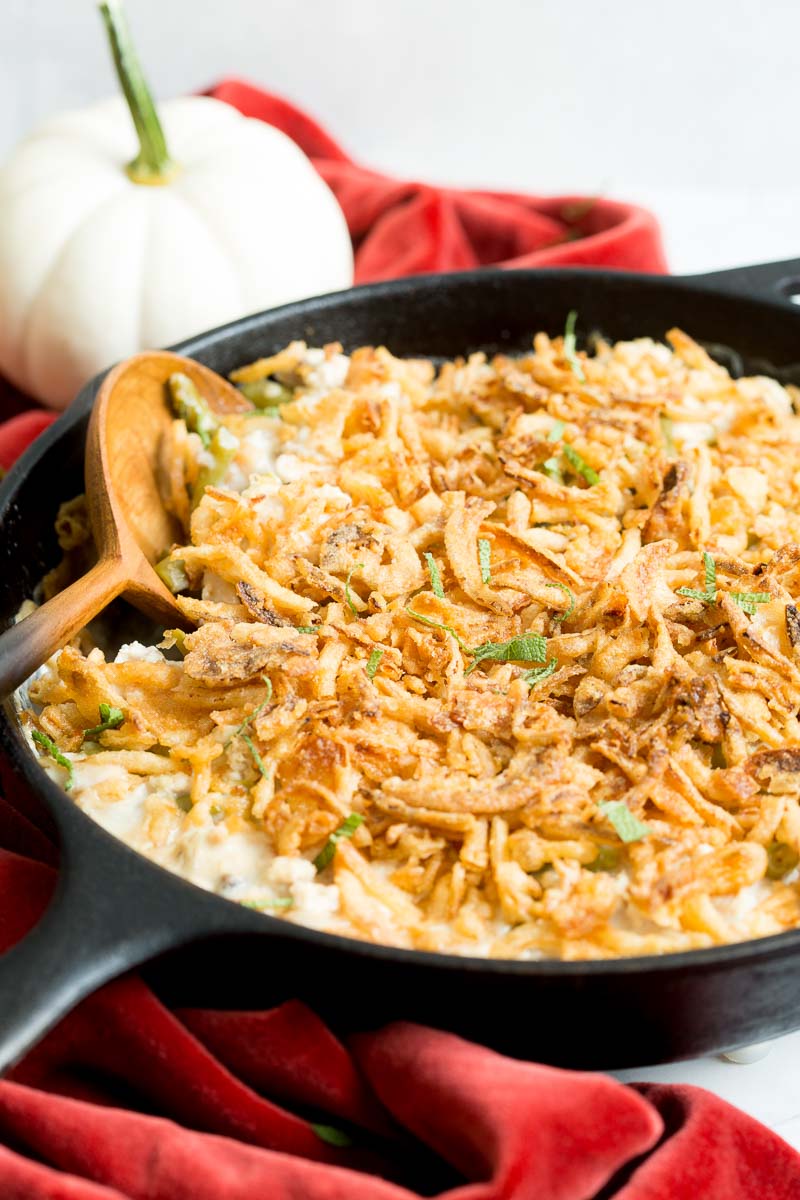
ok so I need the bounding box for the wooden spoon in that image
[0,351,250,701]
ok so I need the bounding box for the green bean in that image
[191,426,239,508]
[766,841,800,881]
[585,845,622,873]
[168,372,217,447]
[155,556,189,594]
[237,379,294,408]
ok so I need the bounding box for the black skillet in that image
[2,260,800,1075]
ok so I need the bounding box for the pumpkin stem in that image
[98,1,179,185]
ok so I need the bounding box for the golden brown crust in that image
[31,330,800,959]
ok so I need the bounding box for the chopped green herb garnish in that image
[311,1123,353,1148]
[296,626,318,635]
[224,676,273,747]
[598,800,651,844]
[464,632,548,676]
[522,658,558,688]
[585,845,622,873]
[237,379,294,408]
[407,613,551,677]
[546,581,575,623]
[563,310,586,383]
[366,648,384,679]
[242,896,295,911]
[242,733,269,780]
[345,562,365,617]
[405,607,470,651]
[424,551,445,598]
[314,813,364,872]
[175,793,192,813]
[677,551,717,604]
[730,591,771,618]
[562,444,599,486]
[82,702,124,742]
[155,556,189,595]
[31,730,74,791]
[478,538,492,584]
[659,413,677,456]
[168,372,217,448]
[703,551,718,597]
[548,419,566,443]
[541,456,565,484]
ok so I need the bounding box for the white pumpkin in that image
[0,9,353,409]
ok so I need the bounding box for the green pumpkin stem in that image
[98,1,178,185]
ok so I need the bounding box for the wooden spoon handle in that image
[0,558,127,701]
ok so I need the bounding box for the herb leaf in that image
[242,896,295,911]
[424,552,445,598]
[730,591,771,618]
[563,310,586,383]
[464,632,547,676]
[598,800,651,844]
[31,730,74,791]
[703,551,718,597]
[563,444,599,486]
[541,456,565,484]
[546,581,575,623]
[366,648,384,679]
[296,626,318,634]
[311,1123,353,1148]
[82,702,125,742]
[314,813,364,872]
[478,538,492,584]
[345,562,365,617]
[224,676,273,747]
[677,551,718,605]
[242,733,269,780]
[548,419,566,443]
[522,659,558,688]
[406,607,470,652]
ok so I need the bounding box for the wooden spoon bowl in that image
[0,351,249,700]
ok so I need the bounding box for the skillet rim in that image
[5,263,800,981]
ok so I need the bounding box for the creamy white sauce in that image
[115,642,165,665]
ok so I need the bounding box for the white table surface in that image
[5,0,800,1149]
[614,1033,800,1150]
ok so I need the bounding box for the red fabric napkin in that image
[3,83,795,1199]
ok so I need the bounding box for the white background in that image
[4,0,800,1149]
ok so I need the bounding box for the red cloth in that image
[2,84,794,1199]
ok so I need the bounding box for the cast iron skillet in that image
[2,260,800,1075]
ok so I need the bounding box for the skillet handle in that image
[691,257,800,306]
[0,813,230,1075]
